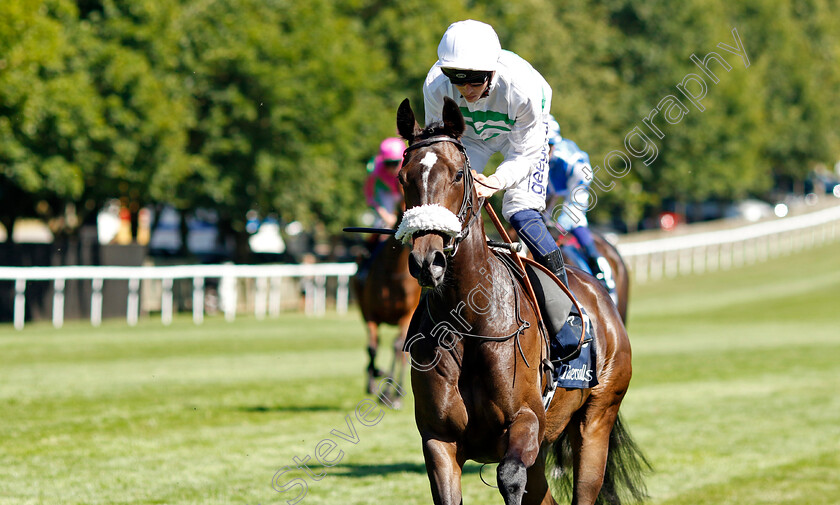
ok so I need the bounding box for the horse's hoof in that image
[388,395,402,410]
[378,392,402,410]
[366,370,378,394]
[497,458,527,504]
[373,368,386,378]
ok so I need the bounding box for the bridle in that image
[401,135,484,257]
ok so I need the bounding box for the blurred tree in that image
[0,0,191,244]
[350,0,474,120]
[0,0,94,241]
[726,0,840,192]
[567,0,771,226]
[2,0,838,253]
[77,0,193,238]
[157,0,394,260]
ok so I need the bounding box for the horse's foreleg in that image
[422,438,463,505]
[498,409,542,505]
[384,320,411,408]
[568,403,621,505]
[366,321,381,394]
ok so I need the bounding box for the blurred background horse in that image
[553,227,630,323]
[352,234,421,403]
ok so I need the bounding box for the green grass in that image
[1,241,839,504]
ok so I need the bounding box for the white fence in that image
[615,204,840,282]
[0,262,357,330]
[3,204,839,330]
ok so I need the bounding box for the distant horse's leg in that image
[383,318,411,408]
[498,409,542,505]
[366,321,382,394]
[568,403,621,505]
[522,452,559,505]
[422,438,463,505]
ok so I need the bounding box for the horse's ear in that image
[441,96,465,139]
[397,98,419,142]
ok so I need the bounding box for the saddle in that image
[522,259,593,363]
[490,249,597,407]
[482,205,596,404]
[489,251,591,363]
[523,262,573,341]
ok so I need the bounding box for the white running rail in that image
[2,204,839,330]
[615,204,840,282]
[0,262,357,330]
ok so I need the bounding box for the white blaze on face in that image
[419,152,438,193]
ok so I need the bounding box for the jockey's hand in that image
[473,171,501,199]
[378,208,397,228]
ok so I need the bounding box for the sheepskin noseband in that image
[395,204,462,244]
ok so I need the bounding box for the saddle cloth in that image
[552,309,598,390]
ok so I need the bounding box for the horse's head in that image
[394,97,479,288]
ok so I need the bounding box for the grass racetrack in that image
[2,241,839,504]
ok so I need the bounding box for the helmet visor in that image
[441,68,491,85]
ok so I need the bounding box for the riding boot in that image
[540,249,585,362]
[542,249,569,289]
[356,235,383,287]
[356,259,370,287]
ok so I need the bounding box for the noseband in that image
[395,135,483,257]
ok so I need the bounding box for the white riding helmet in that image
[437,20,501,72]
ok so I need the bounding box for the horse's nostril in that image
[430,251,447,280]
[432,251,446,269]
[408,252,423,279]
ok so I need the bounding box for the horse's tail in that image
[545,413,651,505]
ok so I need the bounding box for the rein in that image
[420,263,533,366]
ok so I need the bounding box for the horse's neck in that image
[441,222,506,317]
[433,236,526,347]
[449,217,490,280]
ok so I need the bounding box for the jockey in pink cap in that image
[364,137,406,228]
[356,137,407,284]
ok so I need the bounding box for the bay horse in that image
[591,231,629,323]
[352,233,422,400]
[395,97,648,505]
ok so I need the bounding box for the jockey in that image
[545,119,617,297]
[423,20,572,291]
[365,137,405,229]
[357,137,406,285]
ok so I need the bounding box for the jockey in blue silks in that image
[545,117,616,299]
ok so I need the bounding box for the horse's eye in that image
[397,170,406,185]
[454,171,464,183]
